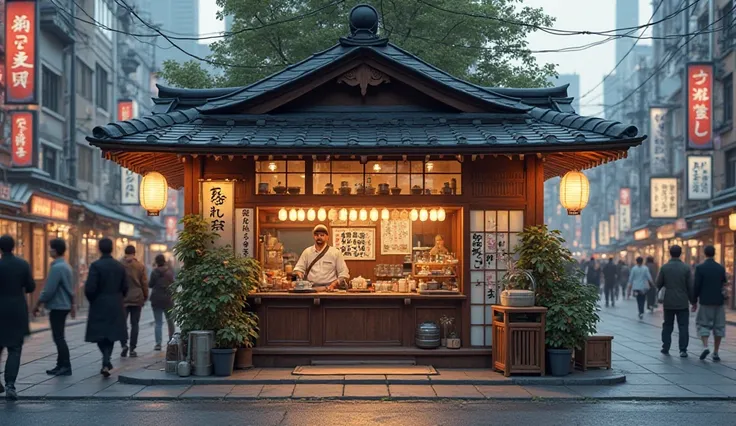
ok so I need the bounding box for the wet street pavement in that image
[3,400,736,425]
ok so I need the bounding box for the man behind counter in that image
[293,224,350,291]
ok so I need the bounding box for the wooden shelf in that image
[414,262,459,266]
[413,275,456,279]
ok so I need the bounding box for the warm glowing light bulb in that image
[420,208,428,222]
[429,209,438,221]
[410,209,419,221]
[268,162,277,172]
[339,208,348,221]
[307,209,316,221]
[359,209,368,221]
[349,209,358,222]
[381,208,390,221]
[370,208,379,222]
[289,208,297,221]
[437,207,446,221]
[297,209,306,221]
[318,208,327,221]
[278,208,288,221]
[373,163,381,172]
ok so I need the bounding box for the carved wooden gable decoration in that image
[337,64,391,96]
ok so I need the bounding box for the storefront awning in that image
[685,200,736,220]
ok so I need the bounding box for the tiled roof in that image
[90,111,641,152]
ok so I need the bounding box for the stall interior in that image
[257,206,463,294]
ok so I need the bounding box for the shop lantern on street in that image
[559,170,590,215]
[139,172,168,216]
[729,213,736,231]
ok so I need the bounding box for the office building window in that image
[78,145,95,182]
[728,149,736,188]
[94,0,113,40]
[42,146,58,179]
[42,66,62,114]
[725,75,734,125]
[77,60,93,101]
[96,64,108,111]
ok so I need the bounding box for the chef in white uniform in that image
[294,224,350,291]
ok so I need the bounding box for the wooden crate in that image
[491,305,547,377]
[574,335,613,371]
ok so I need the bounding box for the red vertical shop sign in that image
[4,0,37,104]
[686,63,714,150]
[117,99,135,121]
[11,110,35,167]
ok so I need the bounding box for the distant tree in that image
[159,0,556,89]
[158,60,221,89]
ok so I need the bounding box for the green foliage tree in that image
[159,0,556,89]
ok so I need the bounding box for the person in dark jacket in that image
[646,257,660,311]
[693,245,728,362]
[602,258,619,307]
[149,254,175,351]
[585,257,601,294]
[120,245,148,358]
[0,234,36,400]
[85,238,128,377]
[617,260,630,301]
[656,245,696,357]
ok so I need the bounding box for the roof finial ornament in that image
[340,4,388,47]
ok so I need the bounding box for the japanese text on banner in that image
[5,1,37,103]
[687,64,713,149]
[200,181,234,249]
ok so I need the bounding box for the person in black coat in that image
[0,235,36,400]
[84,238,128,377]
[602,258,619,307]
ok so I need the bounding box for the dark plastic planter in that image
[211,348,237,376]
[547,348,573,377]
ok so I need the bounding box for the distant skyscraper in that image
[548,74,580,113]
[616,0,639,64]
[139,0,200,69]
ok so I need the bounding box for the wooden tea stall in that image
[87,5,644,367]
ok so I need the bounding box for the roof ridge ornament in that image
[340,4,389,47]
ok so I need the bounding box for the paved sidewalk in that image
[6,297,736,401]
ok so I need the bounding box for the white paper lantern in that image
[307,209,316,221]
[437,207,446,221]
[349,209,358,222]
[370,208,379,222]
[317,208,327,221]
[339,208,348,221]
[278,208,288,221]
[559,170,590,215]
[139,172,168,216]
[381,208,390,221]
[429,209,438,222]
[297,209,306,221]
[289,208,297,221]
[419,208,429,222]
[359,209,368,221]
[410,209,419,221]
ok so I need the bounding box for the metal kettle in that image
[177,333,192,377]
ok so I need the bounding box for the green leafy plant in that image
[172,215,260,349]
[513,225,599,350]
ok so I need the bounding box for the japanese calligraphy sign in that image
[164,216,178,242]
[30,195,68,221]
[117,99,136,121]
[599,221,610,246]
[649,107,670,174]
[10,110,35,167]
[4,0,37,104]
[235,208,255,258]
[380,219,412,255]
[650,177,678,219]
[619,188,632,232]
[332,227,375,260]
[200,181,234,249]
[686,63,714,150]
[686,155,712,200]
[120,169,139,205]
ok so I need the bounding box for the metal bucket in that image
[415,321,441,349]
[190,331,214,376]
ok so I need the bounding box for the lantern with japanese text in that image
[559,170,590,215]
[139,172,168,216]
[729,213,736,231]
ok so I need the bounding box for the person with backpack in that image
[33,238,75,376]
[149,254,175,351]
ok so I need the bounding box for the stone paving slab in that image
[342,384,390,399]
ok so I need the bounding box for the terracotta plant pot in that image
[235,347,254,370]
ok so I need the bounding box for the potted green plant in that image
[513,225,600,376]
[235,313,259,370]
[172,215,261,377]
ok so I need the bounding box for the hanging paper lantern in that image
[297,209,306,221]
[381,208,390,221]
[307,209,316,221]
[370,208,379,222]
[410,209,419,221]
[419,208,429,222]
[349,209,358,222]
[559,170,590,215]
[278,208,288,221]
[289,208,297,221]
[359,209,368,221]
[429,209,438,222]
[339,208,348,221]
[139,172,168,216]
[437,207,446,222]
[317,208,327,221]
[730,213,736,231]
[329,209,338,221]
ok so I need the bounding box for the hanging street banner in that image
[686,155,712,200]
[598,221,610,246]
[650,177,678,219]
[4,0,38,104]
[686,62,714,150]
[10,110,36,167]
[649,107,669,174]
[200,181,234,249]
[117,100,139,204]
[117,99,137,122]
[619,188,632,232]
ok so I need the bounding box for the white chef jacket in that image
[293,245,350,285]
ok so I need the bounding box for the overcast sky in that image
[198,0,654,116]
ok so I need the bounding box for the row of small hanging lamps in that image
[277,207,447,222]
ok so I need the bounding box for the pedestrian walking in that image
[617,260,630,301]
[149,254,175,351]
[693,245,728,362]
[646,256,660,311]
[603,258,618,307]
[120,245,148,358]
[85,238,128,377]
[627,257,653,320]
[32,238,75,377]
[656,245,696,357]
[585,257,601,295]
[0,234,36,400]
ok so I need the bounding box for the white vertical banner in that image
[609,213,617,241]
[599,221,610,246]
[121,169,139,205]
[686,155,713,200]
[650,107,670,175]
[235,208,255,258]
[650,177,678,219]
[619,188,632,232]
[200,181,234,249]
